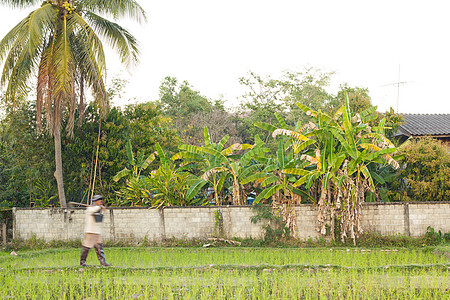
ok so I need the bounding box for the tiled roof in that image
[398,114,450,136]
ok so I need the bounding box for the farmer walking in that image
[80,195,110,266]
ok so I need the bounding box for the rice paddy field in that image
[1,246,449,299]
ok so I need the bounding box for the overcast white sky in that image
[1,0,450,113]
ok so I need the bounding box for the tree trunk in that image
[78,76,85,129]
[54,129,67,208]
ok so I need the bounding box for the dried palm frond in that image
[300,154,318,165]
[272,129,309,141]
[201,167,225,181]
[316,186,329,235]
[352,114,361,123]
[383,154,400,169]
[301,121,318,132]
[364,133,396,149]
[360,143,382,152]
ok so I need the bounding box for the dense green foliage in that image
[0,101,179,206]
[0,0,146,207]
[2,66,438,217]
[158,76,237,146]
[397,137,450,201]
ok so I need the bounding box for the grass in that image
[1,247,449,299]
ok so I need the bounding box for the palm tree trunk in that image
[78,76,85,129]
[54,129,67,208]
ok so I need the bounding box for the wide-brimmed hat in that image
[91,195,104,202]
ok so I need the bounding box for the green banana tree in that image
[145,143,197,207]
[257,95,399,244]
[251,113,315,235]
[173,127,268,205]
[296,96,399,244]
[113,140,156,183]
[112,140,157,206]
[173,127,230,205]
[114,143,199,207]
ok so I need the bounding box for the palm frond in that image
[69,13,108,106]
[81,0,147,23]
[0,0,41,9]
[1,6,56,102]
[84,11,139,67]
[50,19,76,132]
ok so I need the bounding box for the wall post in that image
[404,203,410,236]
[1,222,6,245]
[159,207,166,240]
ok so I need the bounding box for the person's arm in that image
[86,206,102,214]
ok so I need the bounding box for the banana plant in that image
[146,143,197,207]
[295,95,399,244]
[250,114,317,235]
[112,141,157,207]
[173,127,268,205]
[113,140,156,183]
[115,143,202,207]
[243,140,310,205]
[257,94,400,244]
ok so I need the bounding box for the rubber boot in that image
[94,243,110,266]
[80,246,90,266]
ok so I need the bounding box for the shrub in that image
[398,137,450,201]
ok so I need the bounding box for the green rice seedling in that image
[1,247,449,299]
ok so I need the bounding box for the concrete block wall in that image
[361,203,407,235]
[223,206,263,238]
[164,207,216,239]
[111,208,162,240]
[294,205,319,240]
[409,203,450,237]
[13,202,450,242]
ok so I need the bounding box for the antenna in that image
[381,65,413,113]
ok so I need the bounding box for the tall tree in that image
[0,0,146,207]
[158,76,238,146]
[334,84,373,114]
[236,68,334,147]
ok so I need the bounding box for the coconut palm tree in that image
[0,0,146,207]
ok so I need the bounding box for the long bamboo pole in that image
[90,119,102,205]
